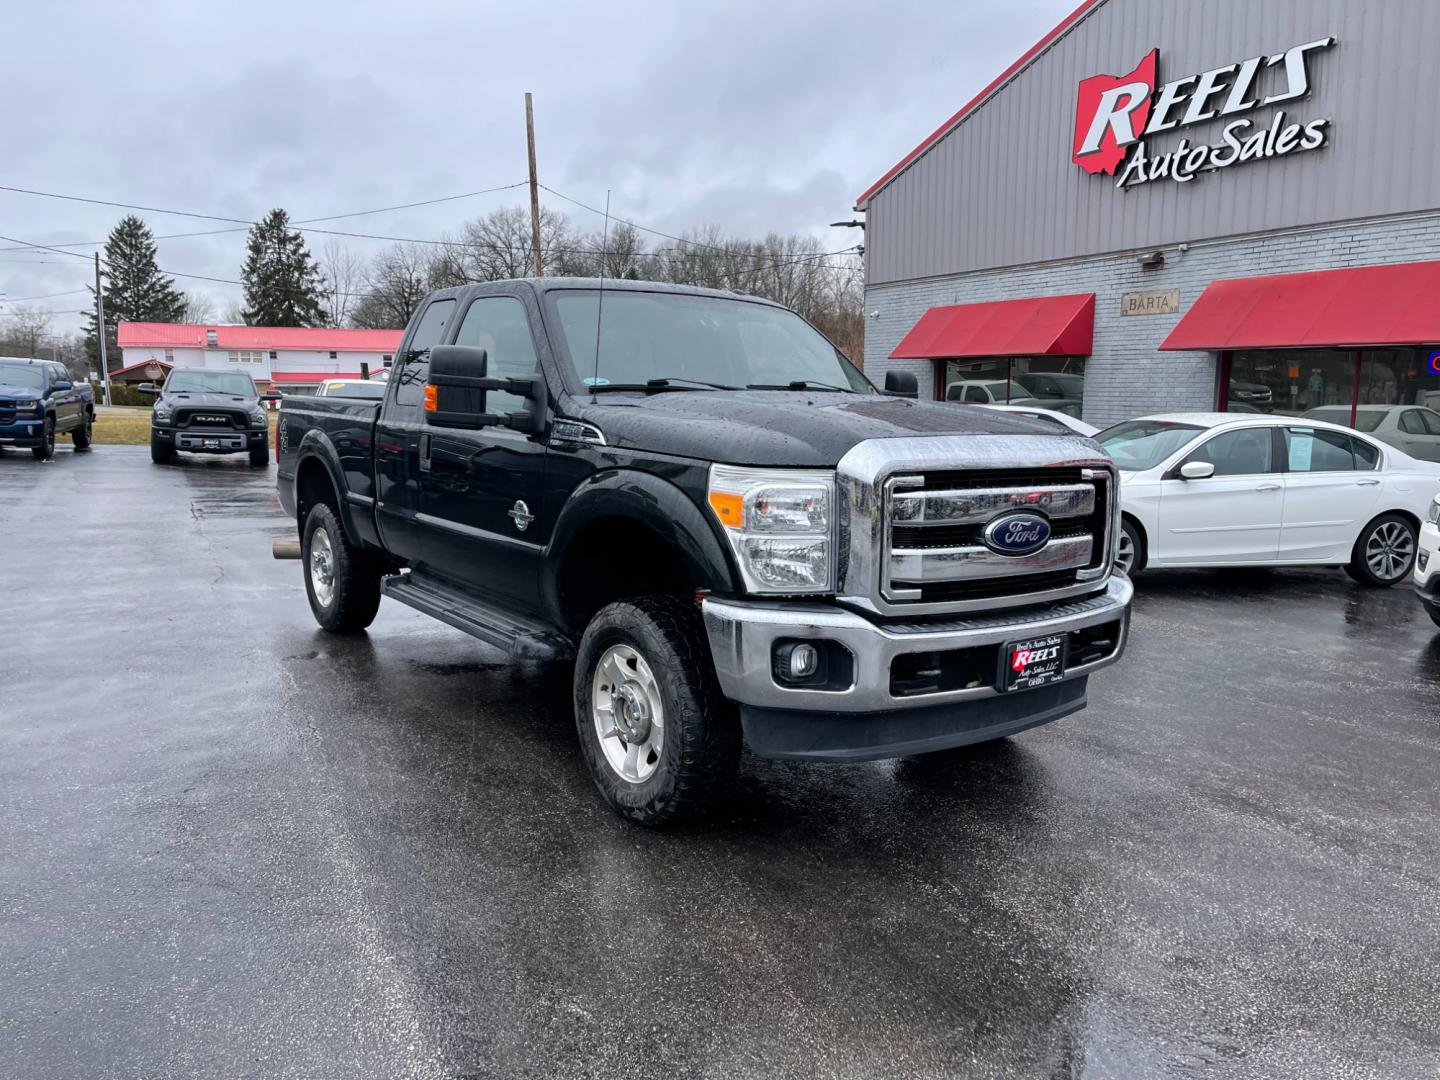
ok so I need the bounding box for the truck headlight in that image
[707,465,835,593]
[153,404,173,422]
[249,408,269,428]
[1429,497,1440,526]
[11,399,38,410]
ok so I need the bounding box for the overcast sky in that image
[3,0,1072,335]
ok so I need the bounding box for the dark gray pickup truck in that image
[276,278,1132,823]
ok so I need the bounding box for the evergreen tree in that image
[240,209,326,327]
[84,215,187,370]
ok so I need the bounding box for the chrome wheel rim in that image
[1116,529,1136,574]
[1365,521,1414,582]
[309,528,336,607]
[591,644,664,784]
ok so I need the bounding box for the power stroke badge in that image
[1072,36,1336,189]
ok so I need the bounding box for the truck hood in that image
[163,391,256,407]
[573,391,1071,467]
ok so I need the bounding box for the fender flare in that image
[542,469,742,618]
[292,429,363,541]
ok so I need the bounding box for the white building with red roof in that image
[114,322,405,394]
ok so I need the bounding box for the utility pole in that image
[525,92,543,277]
[94,253,111,406]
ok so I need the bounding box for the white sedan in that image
[1097,413,1440,586]
[978,403,1099,437]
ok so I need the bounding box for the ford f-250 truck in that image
[275,279,1132,823]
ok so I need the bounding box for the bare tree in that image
[222,302,248,324]
[180,291,217,324]
[351,243,434,330]
[4,304,52,357]
[319,239,365,327]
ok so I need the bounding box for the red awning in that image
[1162,260,1440,351]
[891,293,1094,359]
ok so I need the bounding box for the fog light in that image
[788,643,819,679]
[773,641,824,686]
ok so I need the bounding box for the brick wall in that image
[863,210,1440,428]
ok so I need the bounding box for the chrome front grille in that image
[834,436,1118,617]
[884,467,1111,606]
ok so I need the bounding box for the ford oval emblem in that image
[982,511,1051,557]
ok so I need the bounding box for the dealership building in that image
[859,0,1440,430]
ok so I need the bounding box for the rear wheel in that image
[573,596,740,825]
[1347,514,1417,586]
[72,412,92,449]
[302,503,382,633]
[1116,518,1145,576]
[31,416,55,460]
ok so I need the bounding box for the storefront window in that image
[1225,347,1440,428]
[941,357,1086,417]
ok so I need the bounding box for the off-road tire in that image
[573,596,741,825]
[1346,513,1417,587]
[1429,607,1440,630]
[302,503,382,633]
[249,447,269,467]
[150,434,176,464]
[72,412,92,449]
[32,416,55,460]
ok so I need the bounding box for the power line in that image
[0,288,91,302]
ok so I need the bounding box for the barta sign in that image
[1072,37,1336,189]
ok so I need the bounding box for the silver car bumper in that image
[702,575,1132,714]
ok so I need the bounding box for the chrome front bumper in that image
[702,575,1132,714]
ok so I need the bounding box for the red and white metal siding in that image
[863,0,1440,286]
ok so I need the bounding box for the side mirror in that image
[426,345,546,435]
[1179,460,1216,480]
[260,391,282,403]
[52,378,73,390]
[137,382,159,395]
[883,371,919,399]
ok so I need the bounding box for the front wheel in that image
[1429,607,1440,630]
[249,447,269,467]
[31,416,55,460]
[73,412,92,449]
[1347,514,1417,587]
[302,503,382,633]
[150,435,176,464]
[573,596,740,825]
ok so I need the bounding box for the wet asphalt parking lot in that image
[3,444,1440,1080]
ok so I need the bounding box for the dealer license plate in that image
[203,438,219,448]
[1000,634,1068,693]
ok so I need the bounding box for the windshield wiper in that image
[747,380,856,393]
[588,377,739,394]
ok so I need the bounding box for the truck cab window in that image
[454,296,540,414]
[394,298,456,412]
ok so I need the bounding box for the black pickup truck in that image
[276,279,1131,822]
[140,369,278,466]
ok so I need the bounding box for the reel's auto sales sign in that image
[1073,37,1335,188]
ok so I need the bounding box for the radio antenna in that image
[590,189,611,403]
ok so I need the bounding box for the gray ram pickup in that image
[275,278,1132,823]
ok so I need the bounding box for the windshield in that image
[1304,407,1384,432]
[550,290,871,393]
[165,371,256,396]
[321,381,386,399]
[0,365,45,390]
[1097,420,1204,471]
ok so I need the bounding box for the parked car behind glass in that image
[1303,404,1440,463]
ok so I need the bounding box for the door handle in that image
[1356,478,1380,486]
[419,432,432,473]
[1255,482,1281,492]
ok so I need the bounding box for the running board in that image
[381,573,573,664]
